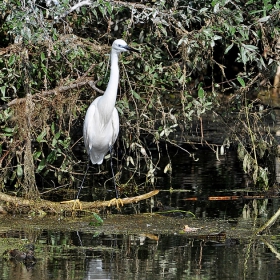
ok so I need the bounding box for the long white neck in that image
[97,50,119,123]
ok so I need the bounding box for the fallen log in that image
[0,190,159,214]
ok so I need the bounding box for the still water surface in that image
[1,149,280,280]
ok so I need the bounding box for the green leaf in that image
[0,86,6,97]
[8,54,15,66]
[237,77,245,87]
[40,52,46,61]
[225,43,233,54]
[213,35,222,41]
[51,122,55,134]
[240,46,248,64]
[132,90,142,100]
[91,212,104,225]
[37,130,47,143]
[198,88,204,98]
[16,164,23,178]
[47,150,57,164]
[54,131,60,140]
[37,158,46,172]
[52,138,57,147]
[3,127,13,133]
[243,44,258,51]
[33,151,42,160]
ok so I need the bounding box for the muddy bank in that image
[0,214,264,241]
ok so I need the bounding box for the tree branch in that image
[0,190,159,214]
[54,0,93,21]
[0,77,104,111]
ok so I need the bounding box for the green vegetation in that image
[0,0,279,198]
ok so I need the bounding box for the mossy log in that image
[0,190,159,214]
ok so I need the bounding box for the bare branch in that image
[0,77,104,110]
[88,79,104,94]
[54,0,93,21]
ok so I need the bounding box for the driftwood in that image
[0,190,159,214]
[256,206,280,235]
[184,194,280,201]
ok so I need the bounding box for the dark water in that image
[1,227,280,280]
[1,149,280,280]
[156,148,249,218]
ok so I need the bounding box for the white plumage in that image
[62,39,139,208]
[83,39,139,165]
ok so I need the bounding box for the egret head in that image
[112,39,139,54]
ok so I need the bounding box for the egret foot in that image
[60,199,82,210]
[108,198,124,209]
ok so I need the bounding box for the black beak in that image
[125,45,140,53]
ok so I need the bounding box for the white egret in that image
[73,39,139,209]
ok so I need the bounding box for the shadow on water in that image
[1,148,280,279]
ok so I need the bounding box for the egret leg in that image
[109,145,119,198]
[108,145,123,209]
[76,161,90,200]
[60,161,90,210]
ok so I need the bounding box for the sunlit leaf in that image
[225,43,234,54]
[0,86,6,96]
[258,16,271,22]
[16,164,23,177]
[164,163,172,173]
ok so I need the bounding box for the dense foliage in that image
[0,0,279,198]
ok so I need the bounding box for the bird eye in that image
[118,44,121,47]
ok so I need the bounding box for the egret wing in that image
[111,108,119,146]
[83,98,99,154]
